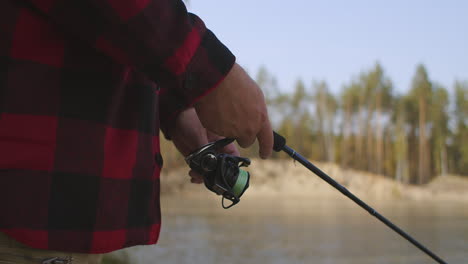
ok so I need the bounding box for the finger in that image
[206,130,240,156]
[191,178,203,184]
[236,134,256,149]
[222,143,240,156]
[206,130,224,142]
[189,170,204,184]
[256,118,273,159]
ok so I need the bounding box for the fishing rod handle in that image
[273,131,286,152]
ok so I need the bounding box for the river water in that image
[120,194,468,264]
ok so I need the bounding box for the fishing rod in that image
[185,132,448,263]
[272,131,448,264]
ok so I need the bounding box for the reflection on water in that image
[122,195,468,264]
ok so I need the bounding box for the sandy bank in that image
[160,159,468,203]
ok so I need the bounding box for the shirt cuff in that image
[159,29,236,139]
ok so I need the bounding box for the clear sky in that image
[188,0,468,94]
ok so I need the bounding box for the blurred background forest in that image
[162,63,468,185]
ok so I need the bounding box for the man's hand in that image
[168,107,239,184]
[194,63,273,159]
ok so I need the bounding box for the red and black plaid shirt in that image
[0,0,235,253]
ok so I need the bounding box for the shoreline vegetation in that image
[160,63,468,191]
[160,159,468,203]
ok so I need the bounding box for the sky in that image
[188,0,468,94]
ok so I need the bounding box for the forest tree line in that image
[161,63,468,184]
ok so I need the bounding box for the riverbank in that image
[161,159,468,202]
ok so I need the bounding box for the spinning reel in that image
[185,138,251,209]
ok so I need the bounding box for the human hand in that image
[194,63,273,159]
[168,107,239,184]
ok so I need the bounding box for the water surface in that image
[121,194,467,264]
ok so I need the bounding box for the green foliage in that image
[313,81,337,162]
[409,64,433,183]
[451,82,468,174]
[430,85,449,176]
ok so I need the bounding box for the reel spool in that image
[185,138,251,209]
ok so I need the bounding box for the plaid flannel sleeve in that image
[25,0,236,135]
